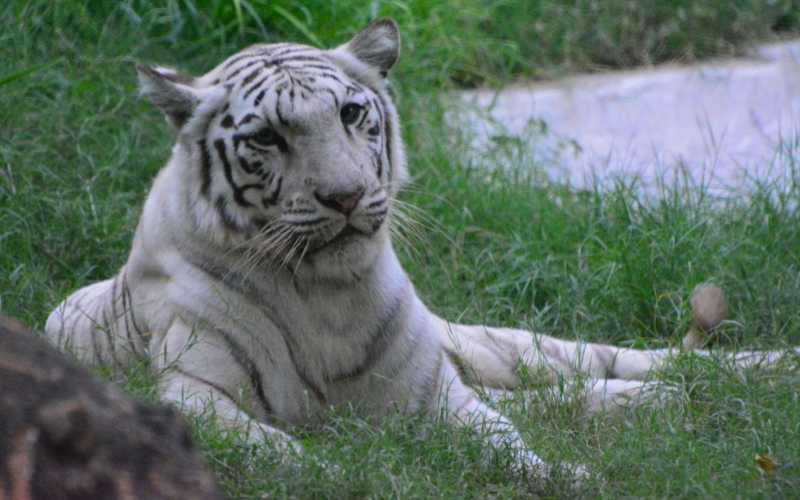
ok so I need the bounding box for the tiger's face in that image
[138,20,405,280]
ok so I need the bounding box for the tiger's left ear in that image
[136,65,201,129]
[337,18,400,77]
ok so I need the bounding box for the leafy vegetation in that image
[2,1,799,497]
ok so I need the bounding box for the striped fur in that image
[44,19,799,482]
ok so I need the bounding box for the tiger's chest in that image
[149,240,416,420]
[269,277,410,386]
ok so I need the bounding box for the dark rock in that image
[0,315,224,500]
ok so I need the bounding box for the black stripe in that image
[238,113,260,126]
[367,198,386,209]
[367,147,381,177]
[467,328,516,378]
[421,351,444,410]
[198,139,212,199]
[262,177,282,207]
[174,367,241,408]
[375,94,393,179]
[269,55,327,66]
[237,155,257,174]
[215,196,243,232]
[107,276,121,362]
[288,78,315,95]
[370,98,387,178]
[214,326,273,416]
[284,63,338,73]
[224,53,259,70]
[119,273,140,356]
[214,138,253,208]
[368,150,378,173]
[371,97,384,125]
[254,89,267,106]
[321,88,339,108]
[289,216,327,227]
[244,71,284,100]
[226,58,263,81]
[328,294,405,382]
[122,272,147,346]
[302,71,345,86]
[65,291,91,350]
[103,279,121,366]
[120,273,136,354]
[184,256,327,404]
[239,64,265,87]
[356,108,370,129]
[94,309,107,365]
[366,208,388,218]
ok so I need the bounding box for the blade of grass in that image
[272,5,323,47]
[0,58,63,87]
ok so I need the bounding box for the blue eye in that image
[340,103,363,126]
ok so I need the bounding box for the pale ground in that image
[460,40,800,195]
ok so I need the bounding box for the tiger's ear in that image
[136,65,200,129]
[340,18,400,77]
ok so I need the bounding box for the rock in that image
[0,315,224,500]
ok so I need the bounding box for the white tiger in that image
[45,19,798,481]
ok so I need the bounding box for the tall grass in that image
[2,1,799,497]
[7,1,799,88]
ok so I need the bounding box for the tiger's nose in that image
[314,187,365,215]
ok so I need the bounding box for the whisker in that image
[293,238,311,275]
[279,232,305,271]
[231,223,293,278]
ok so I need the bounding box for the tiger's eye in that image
[251,127,281,147]
[340,103,363,126]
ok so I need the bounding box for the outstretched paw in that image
[511,449,595,486]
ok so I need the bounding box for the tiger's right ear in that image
[344,19,400,77]
[136,65,200,129]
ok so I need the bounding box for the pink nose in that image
[314,187,365,215]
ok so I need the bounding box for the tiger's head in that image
[137,20,406,281]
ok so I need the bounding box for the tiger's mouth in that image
[320,224,368,249]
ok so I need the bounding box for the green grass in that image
[2,1,800,498]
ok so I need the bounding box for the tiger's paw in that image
[511,449,595,486]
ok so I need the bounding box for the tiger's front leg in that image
[433,354,588,481]
[156,317,300,455]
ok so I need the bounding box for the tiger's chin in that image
[296,226,387,284]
